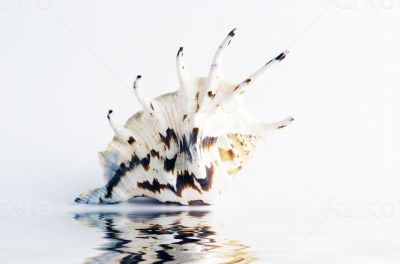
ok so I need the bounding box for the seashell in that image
[75,29,294,205]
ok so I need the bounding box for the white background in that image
[2,0,399,209]
[1,0,400,263]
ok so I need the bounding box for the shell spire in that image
[76,29,294,205]
[176,47,190,86]
[107,109,134,144]
[206,28,236,90]
[233,50,289,95]
[133,75,154,113]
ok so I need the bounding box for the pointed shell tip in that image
[177,47,183,57]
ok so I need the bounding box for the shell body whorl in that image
[76,29,293,205]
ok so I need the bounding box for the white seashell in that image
[75,29,294,205]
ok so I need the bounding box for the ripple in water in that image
[74,210,256,264]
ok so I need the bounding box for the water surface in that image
[2,205,400,263]
[74,210,256,263]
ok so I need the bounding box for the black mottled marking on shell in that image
[105,154,141,198]
[150,102,154,110]
[137,170,204,197]
[207,91,215,99]
[140,154,151,171]
[183,114,187,121]
[202,136,218,149]
[177,128,200,163]
[175,171,201,197]
[164,154,177,172]
[150,149,160,159]
[196,164,214,191]
[156,251,174,262]
[160,244,174,250]
[277,124,286,129]
[107,110,113,119]
[177,47,183,57]
[120,254,145,263]
[137,179,175,194]
[127,136,135,145]
[138,180,159,193]
[179,135,192,162]
[105,162,127,198]
[228,28,236,37]
[189,127,199,146]
[275,52,286,61]
[129,155,141,168]
[159,128,178,149]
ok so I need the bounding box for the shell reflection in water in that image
[74,211,256,263]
